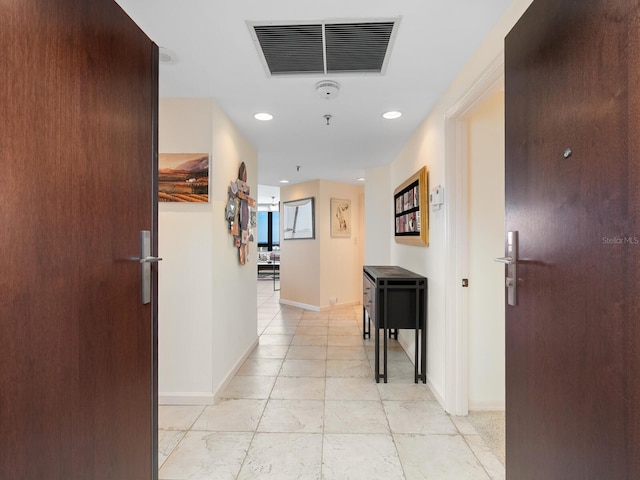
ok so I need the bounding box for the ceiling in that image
[115,0,512,203]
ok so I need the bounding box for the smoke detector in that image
[316,80,340,100]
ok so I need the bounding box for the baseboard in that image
[279,298,320,312]
[320,300,359,311]
[158,392,215,406]
[212,337,260,404]
[396,331,415,364]
[396,331,447,411]
[428,378,447,409]
[159,337,259,407]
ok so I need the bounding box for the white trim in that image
[279,299,321,311]
[158,338,260,406]
[320,300,359,311]
[397,329,446,405]
[158,392,215,406]
[444,53,504,416]
[397,331,415,364]
[213,337,260,404]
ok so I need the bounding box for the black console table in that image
[363,266,427,383]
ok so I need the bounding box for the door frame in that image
[444,53,504,416]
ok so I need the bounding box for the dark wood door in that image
[0,1,158,478]
[505,0,640,478]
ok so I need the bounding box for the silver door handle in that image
[140,231,160,305]
[498,231,518,306]
[139,256,163,264]
[494,256,514,265]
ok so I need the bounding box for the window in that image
[257,211,279,250]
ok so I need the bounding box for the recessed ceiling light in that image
[280,179,289,184]
[254,112,273,121]
[356,177,365,182]
[383,111,402,120]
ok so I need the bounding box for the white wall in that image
[467,89,506,409]
[364,0,533,408]
[280,180,364,311]
[158,98,258,405]
[364,165,392,265]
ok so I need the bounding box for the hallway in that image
[157,280,505,479]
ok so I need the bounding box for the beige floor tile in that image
[295,325,329,335]
[158,405,205,430]
[219,376,276,399]
[325,377,380,401]
[324,400,389,434]
[237,432,322,479]
[377,383,437,402]
[286,345,327,360]
[326,346,368,360]
[158,287,504,479]
[290,334,328,346]
[258,399,324,433]
[159,431,253,480]
[463,434,506,479]
[328,335,364,347]
[301,311,330,320]
[191,399,267,432]
[258,334,293,346]
[267,317,301,327]
[236,357,283,376]
[249,345,289,359]
[261,325,297,335]
[328,325,362,336]
[158,429,185,467]
[384,401,457,434]
[297,318,329,327]
[270,376,325,400]
[322,434,404,480]
[394,433,491,480]
[279,359,327,377]
[326,359,372,378]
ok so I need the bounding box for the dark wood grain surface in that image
[505,0,640,478]
[0,0,157,478]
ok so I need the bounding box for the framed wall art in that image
[330,198,351,238]
[394,166,428,246]
[283,197,315,240]
[158,153,209,202]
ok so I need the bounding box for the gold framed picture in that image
[394,166,428,246]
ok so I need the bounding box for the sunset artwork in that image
[158,153,209,202]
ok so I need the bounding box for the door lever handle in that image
[498,231,518,306]
[139,256,163,264]
[494,256,514,265]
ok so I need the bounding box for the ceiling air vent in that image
[249,19,399,76]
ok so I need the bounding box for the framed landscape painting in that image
[158,153,209,202]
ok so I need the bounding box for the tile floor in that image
[158,279,505,479]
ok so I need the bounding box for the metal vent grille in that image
[254,24,324,75]
[325,22,394,73]
[251,20,398,76]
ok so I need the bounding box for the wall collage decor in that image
[394,166,428,246]
[225,162,256,264]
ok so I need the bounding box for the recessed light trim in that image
[254,112,274,121]
[383,110,402,120]
[279,179,290,184]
